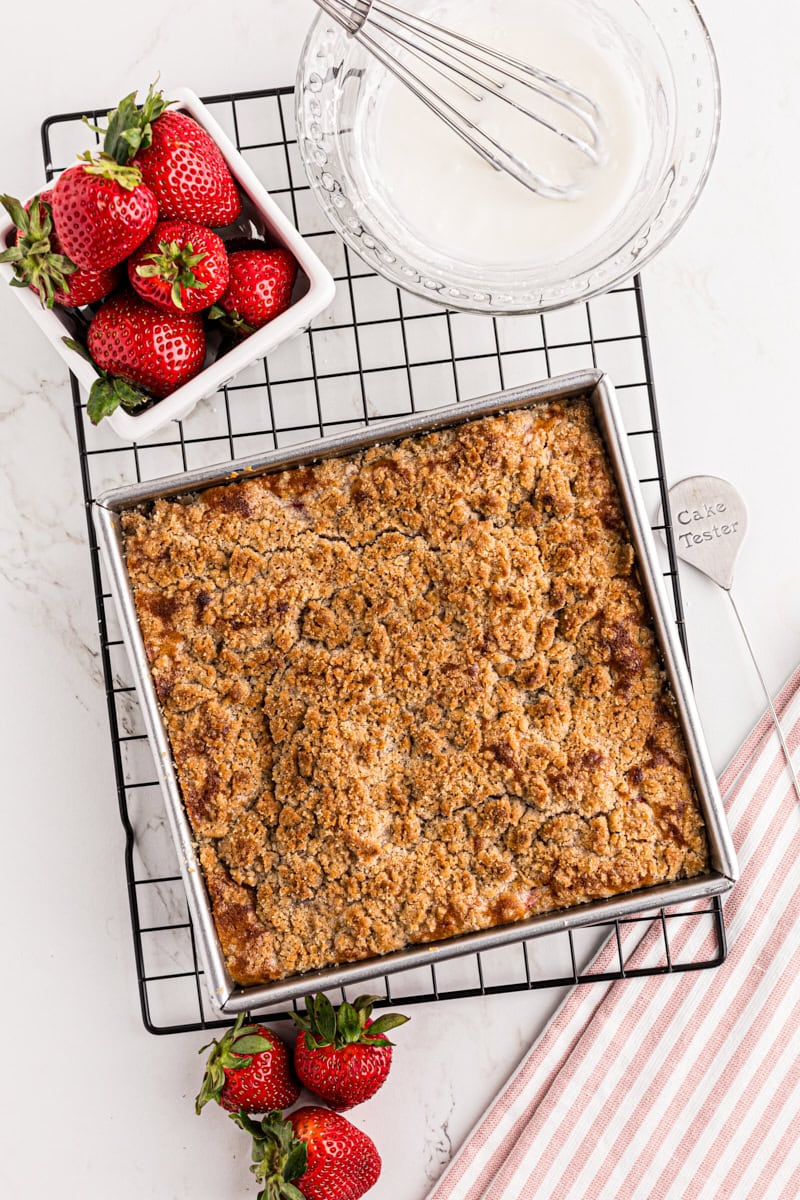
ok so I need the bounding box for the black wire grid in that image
[41,86,726,1035]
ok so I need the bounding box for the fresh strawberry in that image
[86,82,241,226]
[291,994,409,1111]
[128,219,229,313]
[196,1013,300,1115]
[232,1106,381,1200]
[47,84,167,272]
[209,248,298,336]
[51,156,158,270]
[85,290,205,420]
[134,108,242,225]
[0,191,119,308]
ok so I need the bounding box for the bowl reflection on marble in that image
[295,0,721,315]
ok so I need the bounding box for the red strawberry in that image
[134,108,242,226]
[210,248,298,336]
[84,290,205,422]
[196,1013,300,1115]
[48,85,166,271]
[0,191,119,308]
[87,83,241,226]
[51,156,157,271]
[128,219,229,313]
[292,994,409,1111]
[232,1106,381,1200]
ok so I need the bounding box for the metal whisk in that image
[312,0,605,199]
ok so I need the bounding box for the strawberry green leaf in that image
[289,1010,312,1034]
[338,1001,361,1044]
[62,336,95,365]
[27,200,49,241]
[135,238,209,312]
[280,1184,305,1200]
[353,994,383,1013]
[86,80,172,166]
[364,1013,410,1037]
[312,994,338,1045]
[219,1048,253,1070]
[113,379,150,412]
[197,1013,277,1111]
[238,1022,267,1039]
[231,1110,266,1140]
[256,1183,306,1200]
[2,197,78,309]
[77,151,143,192]
[50,254,78,277]
[0,192,29,229]
[207,303,256,337]
[85,372,151,425]
[87,379,123,424]
[236,1111,309,1200]
[283,1143,308,1182]
[231,1034,274,1056]
[196,1061,226,1113]
[298,991,409,1047]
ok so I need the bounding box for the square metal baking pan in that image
[94,369,738,1015]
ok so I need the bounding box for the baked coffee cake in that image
[122,400,708,985]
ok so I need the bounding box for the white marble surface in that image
[1,2,800,1197]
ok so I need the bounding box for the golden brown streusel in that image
[122,400,707,984]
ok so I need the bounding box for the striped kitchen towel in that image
[428,666,800,1200]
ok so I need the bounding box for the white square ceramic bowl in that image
[0,87,336,441]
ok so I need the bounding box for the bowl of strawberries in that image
[0,83,335,441]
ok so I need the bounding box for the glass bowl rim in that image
[295,0,722,316]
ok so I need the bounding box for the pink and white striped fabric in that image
[428,666,800,1200]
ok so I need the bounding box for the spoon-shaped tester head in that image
[659,475,749,592]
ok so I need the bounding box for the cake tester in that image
[661,475,800,802]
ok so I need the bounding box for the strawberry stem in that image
[77,151,144,192]
[135,239,208,310]
[230,1111,307,1200]
[0,193,77,310]
[290,993,409,1049]
[84,80,172,166]
[208,303,256,337]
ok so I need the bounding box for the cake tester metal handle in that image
[662,475,800,802]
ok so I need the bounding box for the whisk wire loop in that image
[312,0,605,197]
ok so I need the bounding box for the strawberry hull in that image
[0,87,335,441]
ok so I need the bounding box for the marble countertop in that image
[2,2,799,1197]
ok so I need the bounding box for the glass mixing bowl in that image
[296,0,720,315]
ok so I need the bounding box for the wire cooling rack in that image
[42,86,726,1035]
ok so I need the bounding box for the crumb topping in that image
[122,401,708,984]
